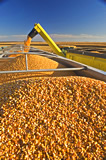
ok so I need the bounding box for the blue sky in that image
[0,0,106,42]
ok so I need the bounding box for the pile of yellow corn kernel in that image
[0,54,75,83]
[0,77,105,159]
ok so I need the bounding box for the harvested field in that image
[0,54,76,83]
[0,41,106,53]
[0,77,105,159]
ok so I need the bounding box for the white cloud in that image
[0,35,9,39]
[0,34,42,41]
[0,35,27,41]
[50,34,106,41]
[11,35,26,38]
[0,34,106,42]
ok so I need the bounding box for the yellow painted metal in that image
[66,52,106,71]
[34,23,64,57]
[66,53,106,71]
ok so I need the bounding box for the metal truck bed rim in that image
[0,48,106,82]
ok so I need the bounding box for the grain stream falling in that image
[0,77,106,159]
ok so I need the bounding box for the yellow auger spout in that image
[24,23,64,57]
